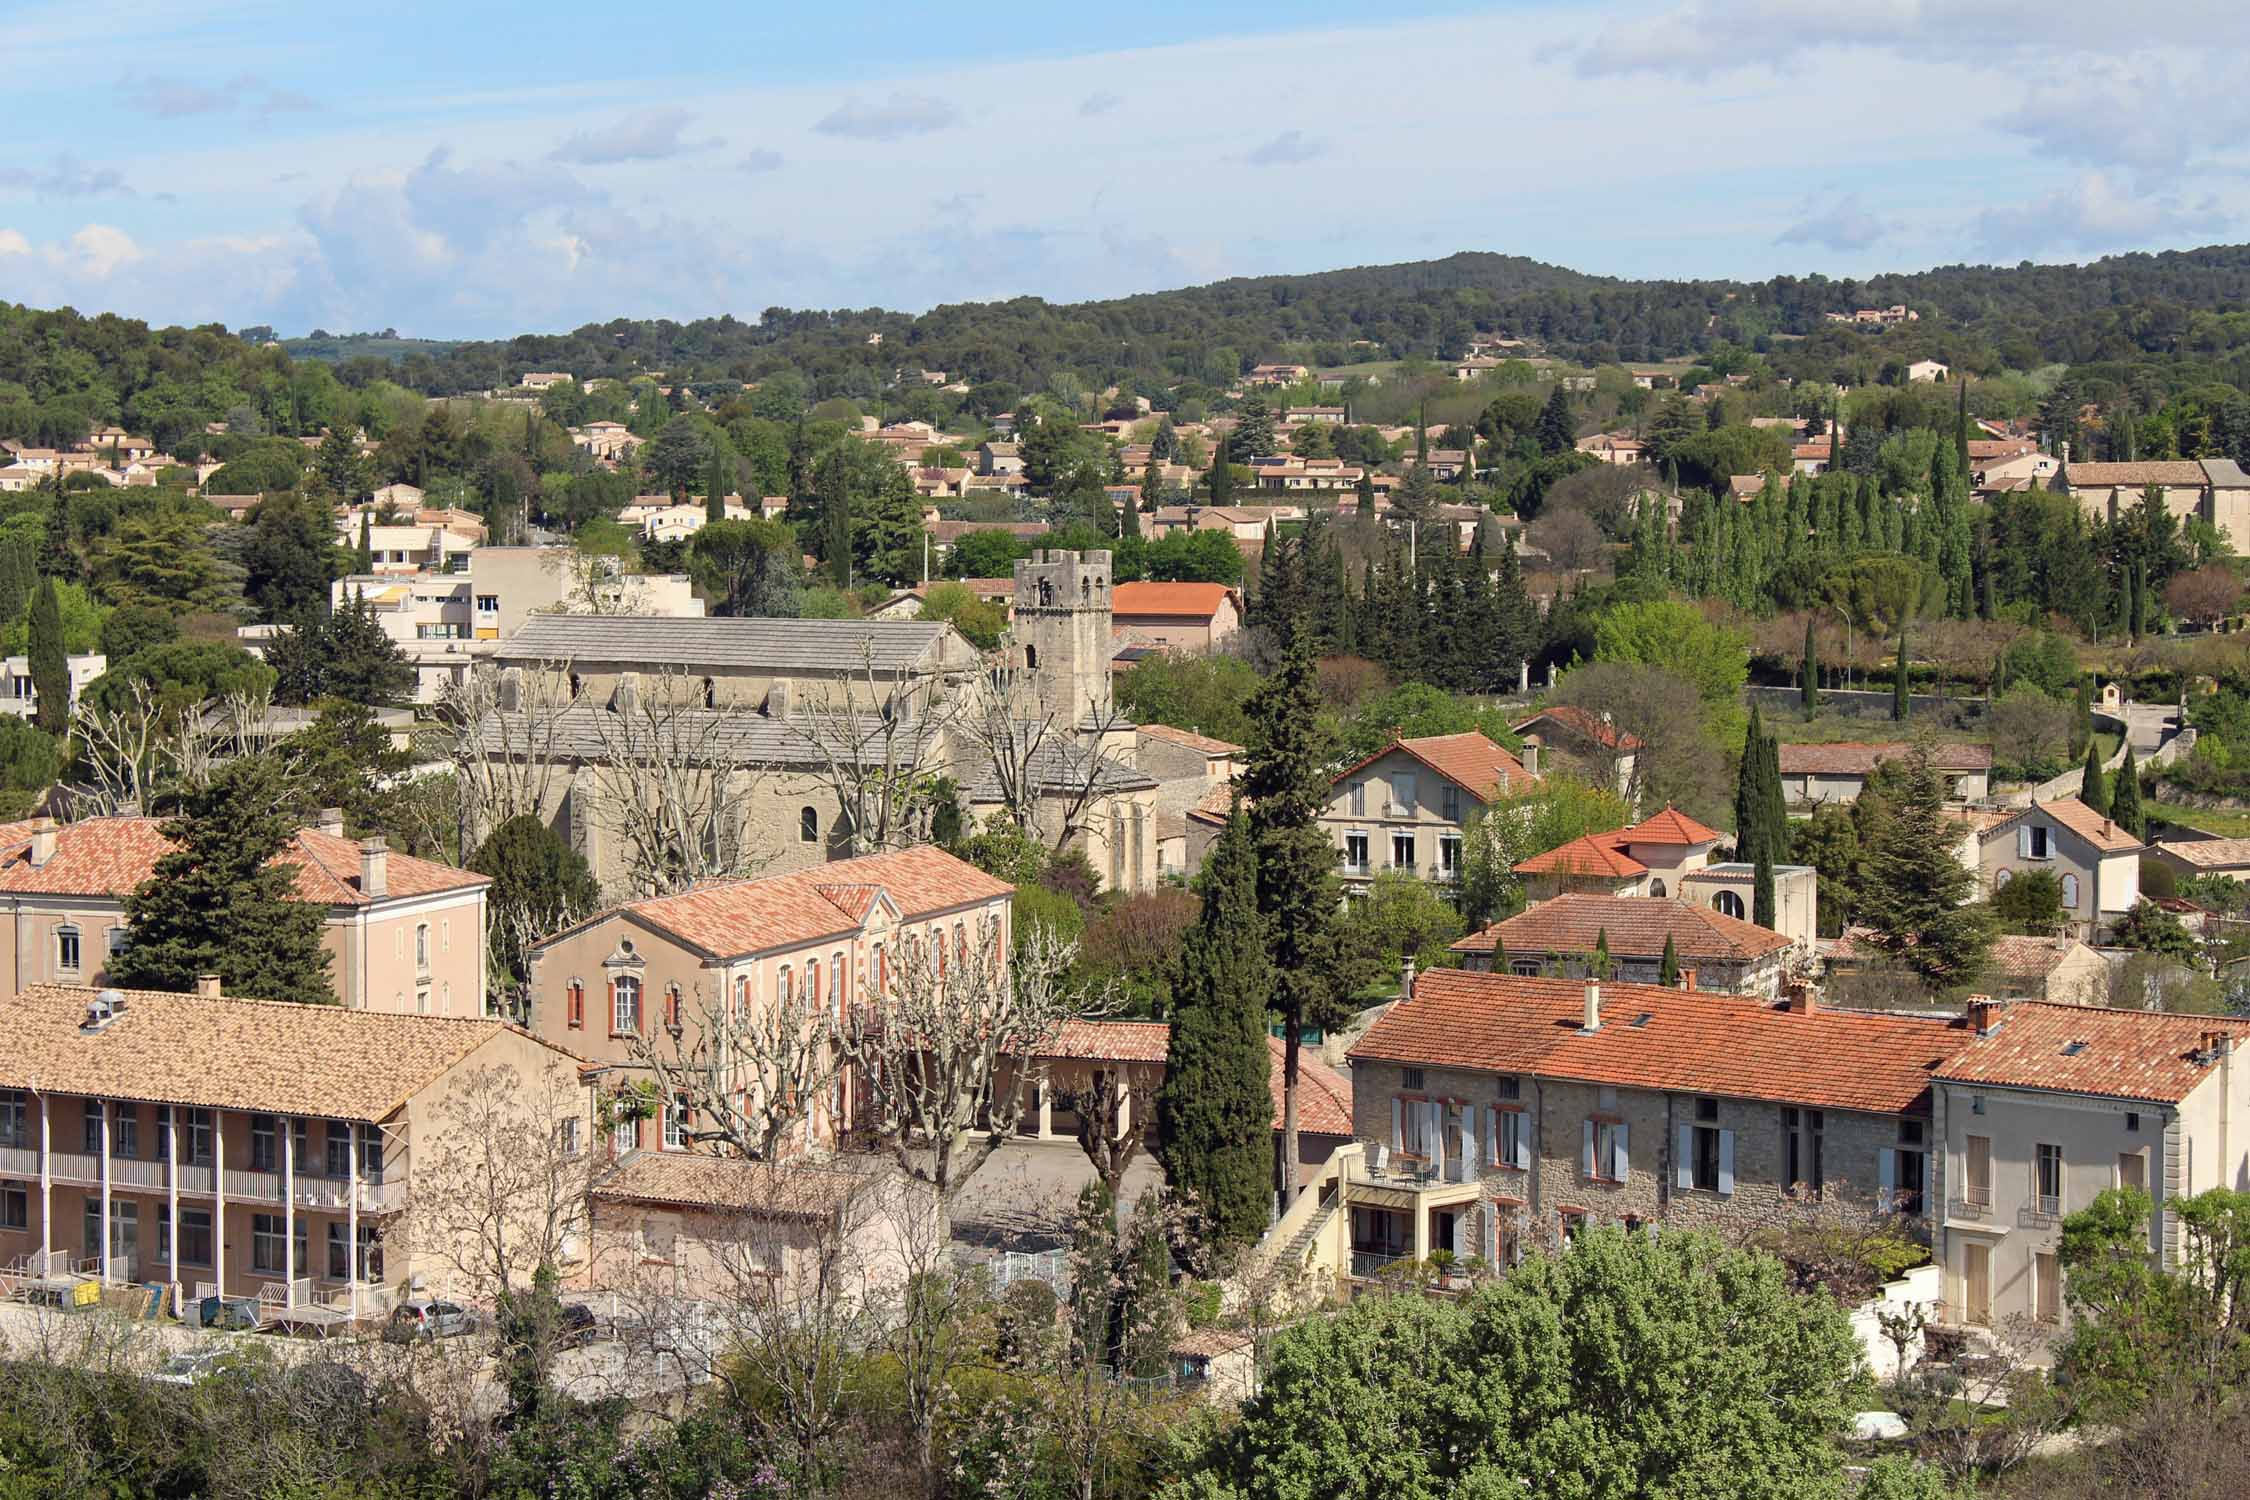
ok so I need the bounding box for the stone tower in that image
[1012,548,1113,727]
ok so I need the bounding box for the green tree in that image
[1991,868,2067,935]
[854,462,927,586]
[109,754,334,1005]
[1856,738,1990,990]
[1457,775,1635,927]
[1242,627,1350,1206]
[469,814,601,1003]
[1891,624,1909,722]
[688,517,803,618]
[916,581,1005,650]
[1799,616,1819,717]
[242,492,343,625]
[98,602,177,663]
[1534,384,1575,456]
[1166,1227,1867,1500]
[268,591,415,706]
[2109,899,2198,961]
[643,417,713,499]
[2078,738,2107,816]
[27,577,68,733]
[2108,744,2144,838]
[1208,436,1234,505]
[1592,599,1749,731]
[704,443,731,524]
[2057,1186,2250,1421]
[1658,932,1680,987]
[1153,805,1273,1252]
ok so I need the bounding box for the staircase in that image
[1270,1197,1337,1269]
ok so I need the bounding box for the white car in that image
[149,1348,236,1387]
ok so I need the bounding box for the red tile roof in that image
[1110,582,1238,620]
[1025,1023,1352,1135]
[1512,705,1644,752]
[1353,970,1969,1115]
[1138,723,1243,756]
[593,1151,868,1217]
[1982,935,2091,980]
[1933,1002,2250,1104]
[1455,894,1790,963]
[1777,741,1993,776]
[1622,806,1724,847]
[1994,796,2144,855]
[606,845,1012,959]
[2064,461,2206,488]
[1513,831,1645,879]
[1336,732,1538,806]
[0,817,488,904]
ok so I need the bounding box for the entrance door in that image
[1963,1242,1991,1325]
[81,1200,140,1280]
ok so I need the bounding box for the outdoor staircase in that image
[1268,1195,1337,1271]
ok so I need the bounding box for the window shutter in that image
[1878,1148,1896,1208]
[1391,1098,1403,1150]
[1484,1107,1498,1167]
[1611,1124,1629,1183]
[2017,826,2031,859]
[1514,1116,1531,1170]
[1582,1120,1595,1178]
[1427,1102,1444,1172]
[1676,1125,1693,1189]
[1481,1208,1498,1265]
[1451,1211,1467,1257]
[1460,1109,1478,1182]
[1717,1130,1735,1196]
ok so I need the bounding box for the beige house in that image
[526,846,1015,1153]
[2059,459,2250,554]
[1776,741,1992,806]
[0,814,490,1017]
[1979,797,2144,943]
[0,983,587,1320]
[1511,807,1818,950]
[1931,1001,2250,1332]
[1324,732,1539,894]
[2149,836,2250,882]
[1510,706,1641,801]
[1336,970,1971,1277]
[1109,583,1243,652]
[1453,893,1793,998]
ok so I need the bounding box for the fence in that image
[981,1247,1069,1298]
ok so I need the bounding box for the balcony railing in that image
[1947,1197,1990,1222]
[0,1144,396,1212]
[1351,1249,1411,1279]
[1340,860,1371,876]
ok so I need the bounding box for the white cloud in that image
[0,153,134,199]
[0,229,31,256]
[68,224,144,278]
[1975,170,2236,257]
[813,92,960,141]
[1776,193,1890,252]
[737,148,785,173]
[550,109,715,165]
[1242,130,1325,166]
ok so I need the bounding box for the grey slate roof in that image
[493,614,956,674]
[2203,458,2250,489]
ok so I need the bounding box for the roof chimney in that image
[1400,956,1417,997]
[29,817,56,868]
[1520,743,1540,777]
[317,807,345,837]
[360,836,389,898]
[195,973,223,999]
[1582,980,1602,1033]
[1785,981,1816,1015]
[1968,994,2003,1036]
[1680,967,1697,993]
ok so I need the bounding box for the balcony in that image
[1947,1196,1991,1223]
[1339,860,1372,877]
[0,1146,397,1212]
[1351,1249,1412,1279]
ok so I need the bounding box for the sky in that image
[4,0,2249,340]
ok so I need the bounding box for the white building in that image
[0,653,106,719]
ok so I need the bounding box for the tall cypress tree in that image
[705,446,730,524]
[1208,436,1233,505]
[27,578,68,734]
[1242,625,1349,1209]
[2108,744,2144,838]
[1891,625,1910,722]
[2078,738,2108,816]
[1154,805,1274,1251]
[1657,933,1680,987]
[1799,616,1820,718]
[354,511,373,574]
[1734,704,1771,866]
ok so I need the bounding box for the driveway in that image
[947,1140,1165,1250]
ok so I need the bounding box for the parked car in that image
[149,1347,237,1386]
[390,1299,479,1339]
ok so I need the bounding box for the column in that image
[212,1114,227,1299]
[36,1094,50,1274]
[347,1123,361,1316]
[1037,1083,1053,1140]
[98,1100,112,1284]
[282,1117,296,1301]
[166,1110,180,1300]
[1115,1079,1131,1136]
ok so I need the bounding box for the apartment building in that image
[0,652,105,720]
[1978,796,2143,943]
[0,814,490,1017]
[526,846,1014,1153]
[1340,970,1971,1277]
[1931,1001,2250,1332]
[1323,732,1539,894]
[0,983,585,1319]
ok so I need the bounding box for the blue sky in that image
[4,0,2248,339]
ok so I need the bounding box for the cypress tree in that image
[705,446,730,524]
[27,578,68,734]
[1891,625,1910,722]
[2071,677,2094,755]
[1657,933,1680,988]
[1242,626,1349,1209]
[2078,737,2108,817]
[39,483,73,580]
[2108,744,2144,838]
[1734,704,1771,866]
[1753,841,1777,931]
[355,511,373,574]
[1799,616,1820,718]
[1209,436,1233,505]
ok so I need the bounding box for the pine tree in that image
[27,577,68,734]
[2108,744,2144,838]
[1799,616,1820,718]
[2078,738,2108,816]
[1153,805,1274,1251]
[109,754,335,1005]
[1535,386,1575,455]
[1657,933,1680,988]
[1242,626,1349,1208]
[1891,625,1910,722]
[1857,739,1991,990]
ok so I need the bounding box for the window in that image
[2035,1143,2064,1215]
[1713,890,1746,920]
[1587,1120,1627,1182]
[559,1118,582,1157]
[83,1200,137,1264]
[86,1101,138,1159]
[1891,1140,1927,1217]
[1343,832,1370,873]
[328,1222,385,1281]
[1350,781,1366,816]
[2034,1251,2061,1322]
[172,1108,212,1165]
[2118,1152,2146,1193]
[2059,873,2080,910]
[105,926,127,957]
[779,965,794,1004]
[360,1125,383,1180]
[732,975,749,1020]
[1492,1109,1528,1170]
[163,1207,213,1267]
[1965,1134,1992,1206]
[1782,1107,1824,1198]
[0,1090,24,1149]
[799,807,820,843]
[1560,1209,1587,1243]
[1401,1067,1425,1091]
[1441,784,1462,822]
[56,925,80,973]
[1391,832,1416,871]
[0,1185,24,1230]
[567,981,585,1030]
[2125,1111,2140,1133]
[1390,773,1416,814]
[663,1098,691,1150]
[611,975,642,1034]
[475,594,499,613]
[324,1122,354,1178]
[664,985,683,1030]
[251,1213,308,1276]
[249,1112,276,1172]
[1683,1097,1730,1195]
[2028,825,2050,859]
[1439,834,1463,877]
[415,924,431,971]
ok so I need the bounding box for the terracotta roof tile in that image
[1512,705,1644,751]
[0,818,487,904]
[1022,1022,1351,1134]
[0,983,535,1121]
[1110,582,1238,619]
[2065,461,2206,487]
[1352,970,1967,1114]
[1982,935,2089,980]
[1622,806,1724,846]
[592,845,1012,959]
[1933,1002,2250,1104]
[1137,723,1243,756]
[1513,832,1645,879]
[2152,837,2250,870]
[1994,796,2143,855]
[1038,1020,1173,1064]
[1777,741,1993,776]
[1455,894,1790,963]
[1337,732,1537,806]
[592,1150,868,1217]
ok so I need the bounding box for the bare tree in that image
[541,547,660,616]
[954,662,1139,855]
[65,683,278,817]
[624,976,851,1163]
[425,663,573,848]
[1054,1065,1155,1203]
[776,641,957,856]
[842,916,1119,1235]
[577,671,777,897]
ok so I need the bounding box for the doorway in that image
[1963,1242,1991,1325]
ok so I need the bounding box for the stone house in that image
[1776,741,1993,806]
[1340,970,1971,1276]
[1510,807,1819,950]
[1453,893,1793,998]
[1108,582,1243,653]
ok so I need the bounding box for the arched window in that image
[415,923,430,971]
[664,985,682,1030]
[1080,576,1090,601]
[733,976,749,1020]
[830,952,845,1006]
[567,980,585,1030]
[954,922,968,967]
[1713,890,1746,920]
[1024,643,1039,670]
[1994,867,2013,889]
[2060,873,2080,910]
[779,965,794,1004]
[800,807,819,843]
[807,959,821,1002]
[610,975,641,1034]
[1648,879,1667,898]
[568,672,583,700]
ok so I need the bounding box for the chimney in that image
[195,973,223,999]
[1680,967,1697,992]
[1967,994,2003,1036]
[29,817,56,868]
[317,807,345,837]
[1399,956,1417,997]
[1784,980,1816,1015]
[1520,742,1540,777]
[1582,980,1602,1032]
[360,836,389,899]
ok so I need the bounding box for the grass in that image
[1771,712,1988,746]
[2090,731,2123,764]
[2146,802,2250,838]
